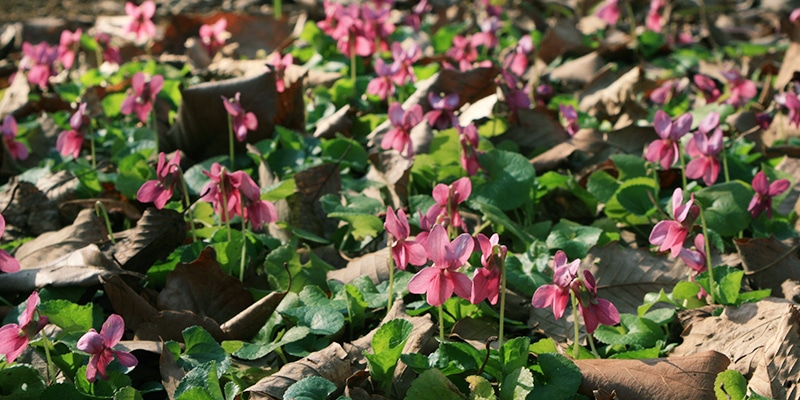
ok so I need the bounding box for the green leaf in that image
[40,382,89,400]
[615,177,658,216]
[429,341,483,376]
[223,382,241,400]
[102,93,127,118]
[264,240,332,292]
[431,23,465,54]
[500,367,533,400]
[75,367,132,398]
[283,376,338,400]
[501,337,530,377]
[282,305,344,336]
[529,353,581,399]
[403,369,464,400]
[38,299,98,332]
[694,181,752,237]
[505,252,549,297]
[471,201,536,246]
[714,370,747,400]
[365,319,414,391]
[178,326,231,374]
[233,326,310,360]
[174,361,223,400]
[321,137,367,171]
[586,171,619,203]
[467,375,497,400]
[546,219,602,259]
[610,154,649,179]
[0,365,46,400]
[608,345,662,359]
[113,387,143,400]
[473,149,537,211]
[696,266,744,306]
[529,338,558,355]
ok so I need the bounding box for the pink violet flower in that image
[199,18,229,56]
[756,112,773,130]
[0,292,47,363]
[19,42,59,89]
[361,2,395,54]
[137,152,182,209]
[721,69,757,108]
[200,163,276,229]
[645,110,693,170]
[1,115,28,161]
[679,234,707,274]
[792,8,800,23]
[471,233,506,305]
[0,215,21,273]
[222,92,258,142]
[424,177,472,233]
[234,171,277,230]
[775,90,800,128]
[685,122,724,186]
[390,42,421,86]
[559,104,580,136]
[446,35,478,72]
[576,270,620,333]
[748,171,791,219]
[596,0,621,25]
[649,79,678,105]
[77,314,138,382]
[125,1,157,43]
[267,52,293,93]
[503,35,533,80]
[471,16,501,50]
[58,28,82,70]
[57,103,90,159]
[458,123,482,176]
[385,206,426,271]
[646,0,665,32]
[649,188,698,258]
[121,72,164,124]
[407,224,474,306]
[425,92,460,130]
[95,33,121,65]
[403,0,431,32]
[382,102,423,157]
[693,74,721,103]
[531,250,579,320]
[367,58,398,101]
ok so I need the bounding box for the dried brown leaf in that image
[734,237,800,300]
[219,291,286,341]
[160,343,183,400]
[579,66,649,119]
[366,151,414,209]
[14,208,107,270]
[327,247,391,286]
[538,18,592,64]
[574,350,730,399]
[672,298,800,399]
[0,179,61,239]
[102,275,159,332]
[288,163,341,239]
[136,310,227,342]
[549,51,607,88]
[106,208,186,274]
[502,108,569,155]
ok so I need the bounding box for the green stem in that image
[571,291,581,359]
[240,223,247,281]
[40,331,56,385]
[587,333,600,358]
[219,169,233,242]
[228,113,235,168]
[274,0,282,19]
[387,248,395,317]
[180,173,197,241]
[438,305,445,343]
[625,1,638,50]
[88,126,96,170]
[95,201,116,244]
[498,256,507,346]
[150,110,158,157]
[721,149,730,183]
[678,142,688,190]
[699,207,716,304]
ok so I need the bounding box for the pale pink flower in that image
[77,314,138,382]
[646,0,665,32]
[645,110,692,170]
[0,215,20,273]
[649,188,698,257]
[137,152,182,209]
[721,69,757,108]
[390,42,420,86]
[596,0,621,25]
[57,103,90,159]
[471,233,506,305]
[686,122,724,186]
[19,42,59,89]
[58,28,82,70]
[425,92,460,130]
[408,225,474,306]
[532,250,579,320]
[121,72,164,123]
[385,206,426,271]
[199,18,228,56]
[125,1,157,43]
[0,292,47,363]
[678,234,707,273]
[775,90,800,128]
[267,53,293,93]
[382,102,423,157]
[1,116,28,161]
[423,177,472,233]
[367,58,398,100]
[792,8,800,23]
[471,16,501,50]
[748,171,791,219]
[221,92,258,142]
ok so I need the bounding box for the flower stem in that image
[219,169,232,242]
[88,126,96,170]
[180,173,197,241]
[95,201,115,244]
[498,256,507,346]
[699,207,716,304]
[678,142,688,190]
[150,110,158,157]
[387,248,395,317]
[438,305,445,343]
[722,148,730,183]
[274,0,282,19]
[571,291,581,359]
[39,331,56,385]
[239,223,248,281]
[227,114,235,168]
[587,333,600,358]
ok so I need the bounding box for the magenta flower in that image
[382,103,423,157]
[424,177,472,233]
[531,250,579,320]
[0,292,47,363]
[222,92,258,142]
[559,104,580,136]
[792,8,800,23]
[425,92,460,130]
[649,80,678,104]
[235,171,277,230]
[121,72,164,124]
[408,225,474,306]
[319,2,374,57]
[446,35,478,72]
[367,59,398,101]
[58,29,82,70]
[268,52,293,93]
[200,163,276,229]
[470,16,501,50]
[385,206,426,271]
[503,35,533,80]
[645,110,692,170]
[649,188,698,258]
[125,1,156,43]
[137,152,182,209]
[199,18,228,56]
[756,112,773,130]
[646,0,665,32]
[0,215,20,273]
[748,171,791,219]
[1,116,28,161]
[56,103,89,159]
[678,234,707,273]
[721,69,757,108]
[693,74,721,103]
[576,270,620,334]
[19,42,59,89]
[77,314,138,382]
[458,123,481,176]
[361,2,395,54]
[390,42,420,86]
[775,91,800,128]
[685,125,724,186]
[471,233,506,305]
[403,0,431,32]
[95,33,121,65]
[596,0,620,25]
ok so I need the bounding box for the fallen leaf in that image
[672,298,800,399]
[288,163,341,239]
[0,179,61,239]
[502,108,570,155]
[549,51,607,88]
[538,18,592,64]
[160,343,184,400]
[365,151,414,209]
[106,207,186,274]
[14,208,108,270]
[327,247,391,286]
[219,291,287,341]
[102,274,159,332]
[734,237,800,300]
[136,310,227,342]
[579,66,649,119]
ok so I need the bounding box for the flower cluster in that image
[121,72,164,124]
[200,163,277,230]
[57,103,90,159]
[1,116,28,162]
[0,292,47,363]
[199,18,229,57]
[137,152,183,209]
[317,0,395,58]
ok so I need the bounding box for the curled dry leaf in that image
[503,108,570,156]
[219,290,287,340]
[105,207,186,274]
[59,198,143,223]
[549,51,607,89]
[288,163,341,239]
[673,298,800,399]
[0,244,122,292]
[579,66,649,119]
[327,247,391,286]
[365,151,414,209]
[14,208,108,270]
[734,237,800,301]
[0,179,61,239]
[102,274,159,332]
[537,18,592,64]
[574,350,730,399]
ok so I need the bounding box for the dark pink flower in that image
[125,1,156,43]
[77,314,138,382]
[267,52,293,93]
[382,102,423,157]
[576,270,620,333]
[235,171,277,230]
[0,215,20,273]
[458,123,481,176]
[503,35,533,80]
[137,152,182,209]
[390,42,420,86]
[686,125,723,186]
[425,92,460,130]
[693,74,721,103]
[95,33,121,65]
[0,292,47,363]
[471,16,501,50]
[678,234,706,273]
[649,80,679,104]
[385,206,426,271]
[792,8,800,23]
[199,18,228,56]
[649,188,698,257]
[424,177,472,233]
[721,69,757,108]
[121,72,164,124]
[58,29,82,70]
[222,92,258,142]
[596,0,620,25]
[531,250,579,320]
[471,233,506,305]
[403,0,431,32]
[645,110,692,170]
[559,104,580,136]
[408,224,474,306]
[446,35,478,72]
[646,0,665,32]
[200,163,275,229]
[19,42,59,89]
[361,2,394,54]
[776,91,800,128]
[1,116,28,161]
[57,103,90,159]
[535,84,554,107]
[748,171,791,218]
[756,112,773,130]
[504,86,531,116]
[367,59,398,101]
